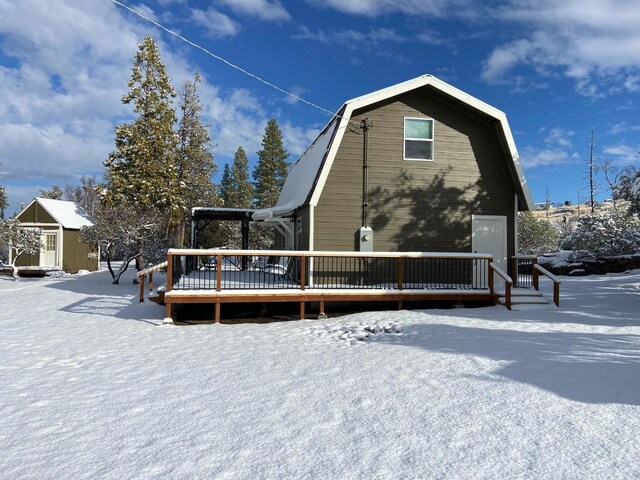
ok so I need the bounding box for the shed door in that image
[472,215,507,288]
[42,233,57,267]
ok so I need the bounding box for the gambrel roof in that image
[253,74,534,221]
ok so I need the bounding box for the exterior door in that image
[472,215,507,288]
[41,233,58,267]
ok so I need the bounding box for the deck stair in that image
[498,287,549,306]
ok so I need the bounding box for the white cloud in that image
[482,0,640,95]
[295,26,406,47]
[0,0,316,216]
[607,122,640,136]
[215,0,290,22]
[280,122,322,158]
[190,8,240,38]
[603,143,640,166]
[306,0,468,17]
[521,127,579,168]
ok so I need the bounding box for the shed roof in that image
[253,74,534,221]
[21,198,94,229]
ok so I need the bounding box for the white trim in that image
[308,205,315,286]
[403,117,434,161]
[309,113,353,207]
[514,193,519,254]
[308,74,534,210]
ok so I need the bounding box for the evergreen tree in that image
[221,163,232,206]
[517,212,560,255]
[175,72,219,245]
[229,146,254,208]
[0,162,8,219]
[103,35,180,215]
[616,166,640,214]
[64,176,99,218]
[39,185,64,200]
[253,118,289,208]
[0,186,7,219]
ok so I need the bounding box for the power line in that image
[110,0,343,121]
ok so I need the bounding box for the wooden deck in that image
[154,249,511,323]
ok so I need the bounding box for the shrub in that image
[560,210,640,256]
[518,212,560,255]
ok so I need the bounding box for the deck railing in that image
[511,255,561,307]
[511,255,537,288]
[166,249,493,293]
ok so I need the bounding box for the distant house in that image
[253,74,534,271]
[12,198,99,273]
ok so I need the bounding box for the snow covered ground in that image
[1,268,639,479]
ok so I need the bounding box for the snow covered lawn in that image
[1,269,639,479]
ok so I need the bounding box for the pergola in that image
[190,207,254,250]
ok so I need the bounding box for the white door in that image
[41,233,57,267]
[472,215,507,288]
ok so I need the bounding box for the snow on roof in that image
[33,198,94,229]
[252,116,340,221]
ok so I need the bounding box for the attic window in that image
[404,117,433,161]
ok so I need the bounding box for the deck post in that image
[300,301,305,320]
[554,282,560,307]
[164,303,173,324]
[149,272,154,292]
[163,253,174,324]
[318,297,326,318]
[533,267,539,291]
[216,254,222,292]
[505,281,512,310]
[139,273,145,303]
[166,253,173,293]
[397,257,404,290]
[300,254,306,290]
[488,257,495,298]
[215,302,221,323]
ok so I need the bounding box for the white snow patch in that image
[1,269,639,478]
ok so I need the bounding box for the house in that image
[253,74,534,272]
[12,198,99,274]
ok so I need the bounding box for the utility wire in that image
[110,0,350,124]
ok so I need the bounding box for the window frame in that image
[403,117,434,162]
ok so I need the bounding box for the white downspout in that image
[514,193,519,255]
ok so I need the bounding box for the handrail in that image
[137,261,168,303]
[167,248,493,260]
[490,262,513,310]
[533,264,561,307]
[136,261,168,277]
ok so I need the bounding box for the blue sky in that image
[1,0,639,216]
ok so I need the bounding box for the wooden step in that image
[498,288,549,306]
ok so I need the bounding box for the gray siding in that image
[314,89,516,257]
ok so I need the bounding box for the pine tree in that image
[253,118,289,208]
[39,185,64,200]
[102,35,179,269]
[0,162,8,219]
[64,176,99,218]
[175,72,219,245]
[230,146,254,208]
[221,163,232,206]
[0,187,7,219]
[103,35,180,215]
